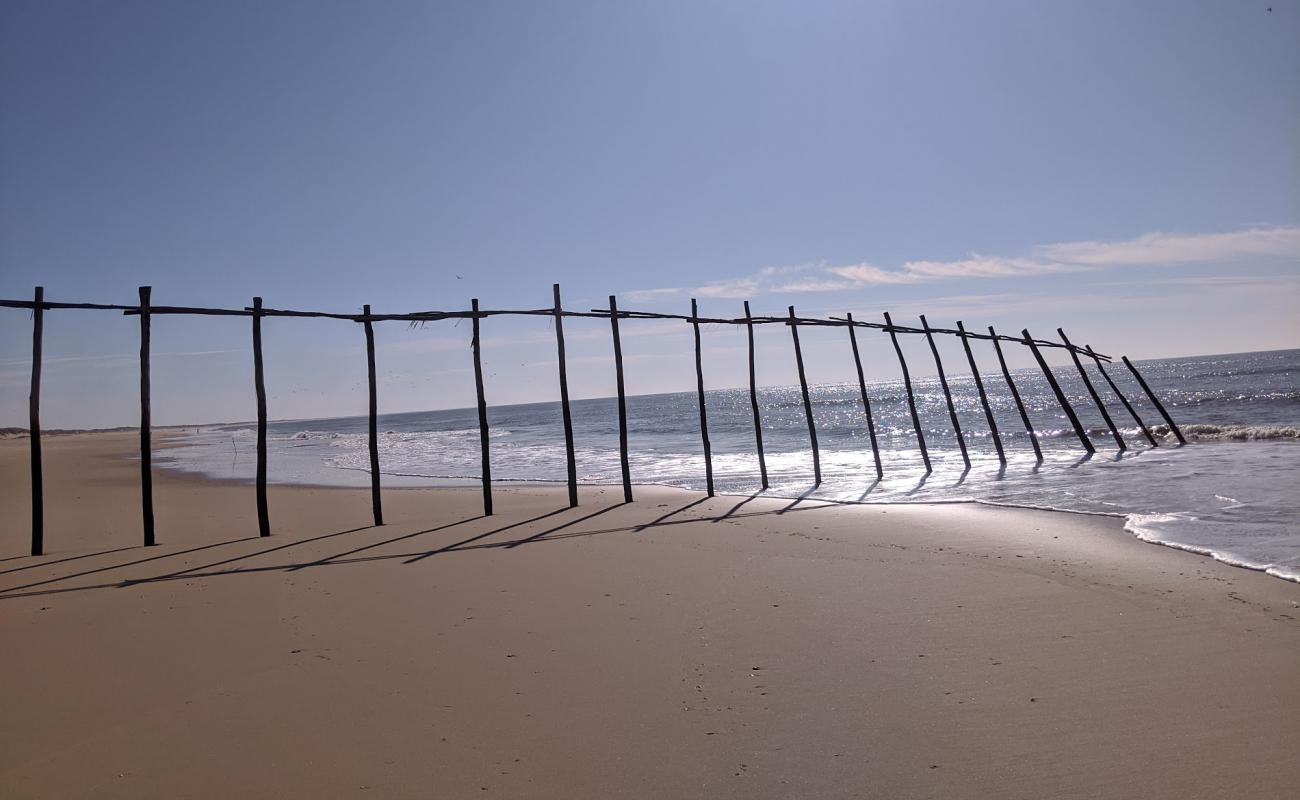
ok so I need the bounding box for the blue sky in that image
[1,0,1297,427]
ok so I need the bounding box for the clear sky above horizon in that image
[1,0,1297,428]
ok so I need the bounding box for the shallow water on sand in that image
[162,349,1300,581]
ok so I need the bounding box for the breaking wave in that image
[1159,423,1300,441]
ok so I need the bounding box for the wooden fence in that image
[3,285,1187,556]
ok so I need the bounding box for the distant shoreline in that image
[5,346,1297,434]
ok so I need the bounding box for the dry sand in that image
[1,431,1297,799]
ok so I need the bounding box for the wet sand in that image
[1,431,1297,798]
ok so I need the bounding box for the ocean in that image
[159,349,1300,582]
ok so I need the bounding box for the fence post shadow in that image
[636,497,710,532]
[856,478,882,502]
[404,507,572,563]
[713,491,767,523]
[778,485,823,514]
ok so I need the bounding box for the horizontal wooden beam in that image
[1,299,139,311]
[0,294,1108,360]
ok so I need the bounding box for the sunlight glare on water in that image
[160,350,1300,581]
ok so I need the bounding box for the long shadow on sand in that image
[634,497,708,532]
[778,485,830,514]
[401,507,573,564]
[505,504,625,548]
[291,516,485,570]
[711,491,766,522]
[135,525,377,585]
[0,523,379,596]
[0,545,139,576]
[0,535,264,595]
[0,495,844,601]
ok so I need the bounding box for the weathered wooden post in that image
[956,321,1006,463]
[989,326,1042,461]
[691,298,715,496]
[845,312,883,480]
[136,286,157,546]
[252,297,270,536]
[363,304,383,526]
[1087,345,1157,447]
[29,286,44,556]
[553,284,578,507]
[788,306,822,485]
[608,295,632,503]
[1058,329,1126,452]
[1122,356,1187,445]
[1022,329,1095,454]
[885,312,931,472]
[920,315,970,469]
[743,301,769,489]
[471,299,493,516]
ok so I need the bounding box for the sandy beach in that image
[1,431,1297,799]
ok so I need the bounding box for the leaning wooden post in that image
[1087,345,1157,447]
[884,312,931,472]
[1022,328,1095,454]
[29,286,44,556]
[743,301,769,489]
[139,286,156,546]
[845,313,883,480]
[989,326,1042,461]
[920,315,970,469]
[251,297,270,536]
[1058,329,1126,452]
[691,298,715,496]
[788,306,822,485]
[471,299,493,516]
[1122,356,1187,445]
[363,304,383,526]
[608,295,632,503]
[956,321,1006,464]
[553,284,578,507]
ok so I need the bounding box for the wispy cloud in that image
[624,225,1299,300]
[623,286,684,302]
[689,265,854,299]
[694,276,761,299]
[771,278,858,293]
[900,256,1075,280]
[1094,274,1298,289]
[1037,227,1300,266]
[824,263,923,285]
